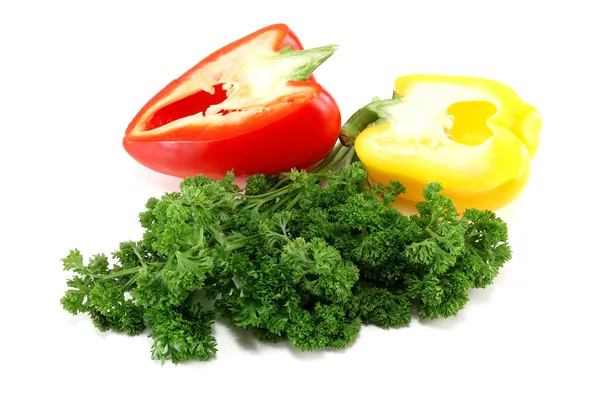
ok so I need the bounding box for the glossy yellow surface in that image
[355,74,542,211]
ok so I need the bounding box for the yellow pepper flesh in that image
[353,74,542,212]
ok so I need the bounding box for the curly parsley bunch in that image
[61,159,511,364]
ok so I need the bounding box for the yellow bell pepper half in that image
[341,74,542,212]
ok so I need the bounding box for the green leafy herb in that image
[61,107,512,364]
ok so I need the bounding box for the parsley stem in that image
[311,141,344,174]
[272,175,292,190]
[88,267,139,280]
[242,184,295,200]
[225,234,260,251]
[131,243,149,267]
[317,146,355,174]
[269,193,294,213]
[285,192,302,210]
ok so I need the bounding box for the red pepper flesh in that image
[122,24,341,179]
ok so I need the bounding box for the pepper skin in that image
[343,74,542,211]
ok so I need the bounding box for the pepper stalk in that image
[312,94,405,174]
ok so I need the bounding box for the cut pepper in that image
[341,74,542,211]
[123,24,342,179]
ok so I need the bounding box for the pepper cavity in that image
[143,83,230,131]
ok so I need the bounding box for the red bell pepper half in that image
[122,24,342,179]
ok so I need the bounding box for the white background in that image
[1,1,599,397]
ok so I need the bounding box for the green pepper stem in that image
[339,98,404,146]
[272,44,339,81]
